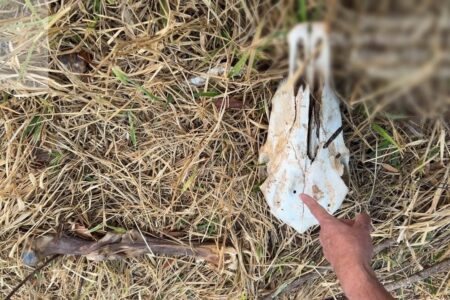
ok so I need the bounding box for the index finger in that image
[299,193,333,224]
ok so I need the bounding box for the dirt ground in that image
[1,1,449,299]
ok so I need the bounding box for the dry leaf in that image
[70,223,96,240]
[30,148,52,169]
[58,51,91,74]
[381,163,399,173]
[214,98,245,110]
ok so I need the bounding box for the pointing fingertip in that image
[298,193,331,224]
[300,193,312,202]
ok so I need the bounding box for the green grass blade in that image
[93,0,101,14]
[372,123,399,150]
[229,52,249,78]
[112,66,131,84]
[107,225,127,234]
[193,91,221,98]
[88,224,103,233]
[23,115,44,142]
[128,112,137,148]
[137,85,161,102]
[50,151,63,166]
[23,116,41,136]
[113,66,160,102]
[181,171,197,193]
[298,0,308,22]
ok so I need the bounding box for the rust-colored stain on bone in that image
[312,184,324,200]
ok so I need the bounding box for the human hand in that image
[300,193,394,300]
[299,193,373,275]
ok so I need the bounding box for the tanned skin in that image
[300,194,394,300]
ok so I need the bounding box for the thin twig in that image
[5,255,59,300]
[263,238,396,299]
[75,260,87,300]
[323,126,344,149]
[384,258,450,291]
[323,258,450,300]
[373,238,397,254]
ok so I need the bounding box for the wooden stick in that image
[322,258,450,300]
[384,258,450,291]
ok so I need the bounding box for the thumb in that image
[354,213,372,232]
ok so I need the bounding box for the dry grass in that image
[0,0,449,299]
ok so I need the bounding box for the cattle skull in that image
[259,23,350,233]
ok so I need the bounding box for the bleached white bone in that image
[259,23,350,233]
